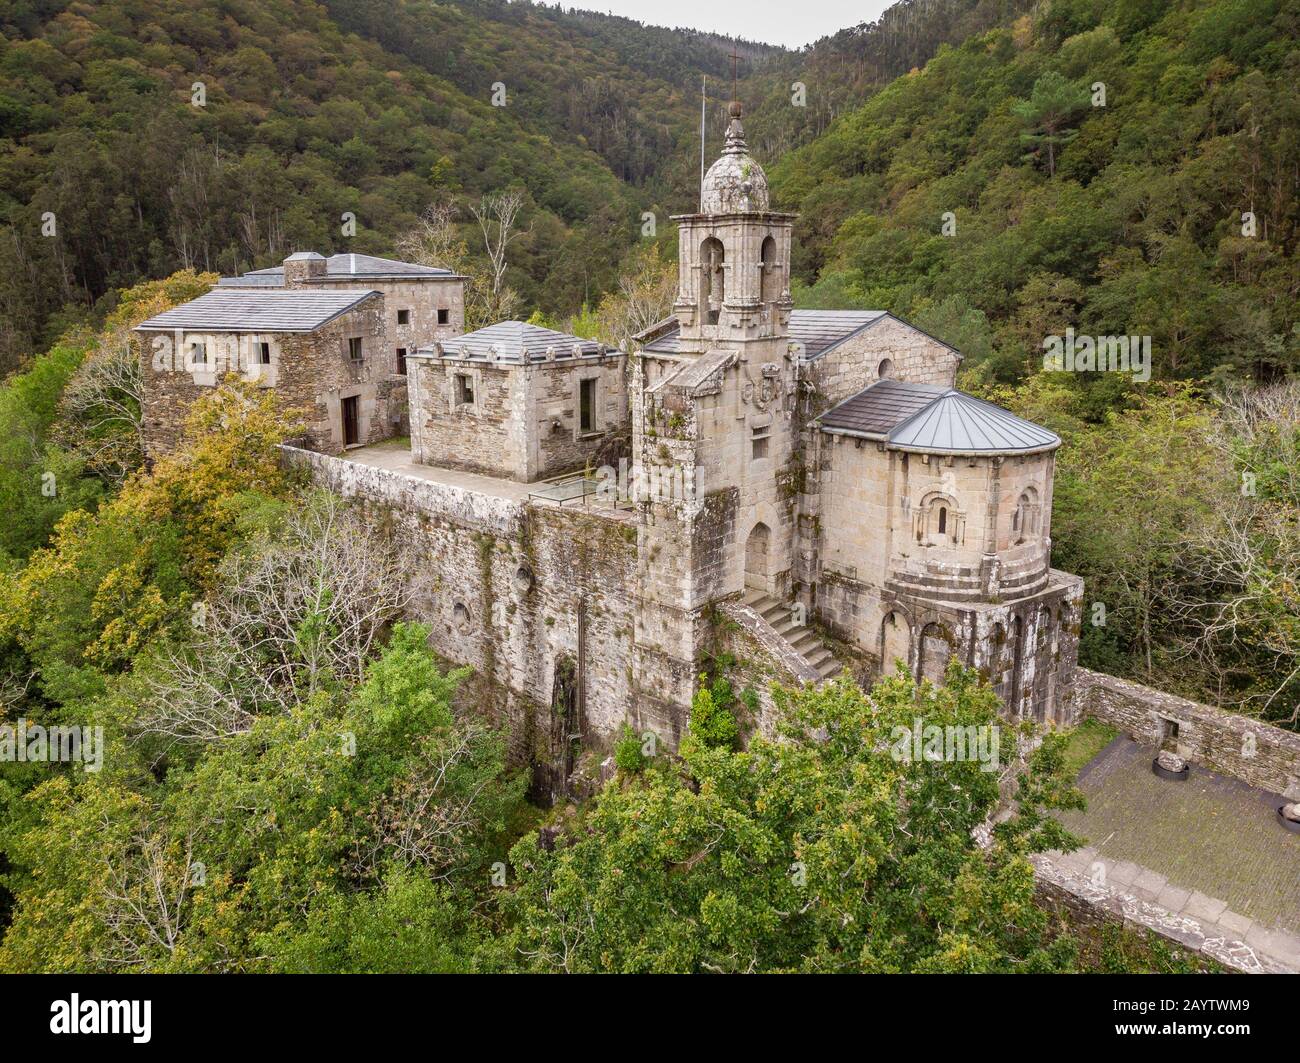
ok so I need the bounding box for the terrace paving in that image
[1045,734,1300,971]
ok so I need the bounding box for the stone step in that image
[740,590,841,682]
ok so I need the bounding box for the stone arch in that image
[877,357,893,380]
[744,521,771,592]
[990,621,1011,705]
[1033,605,1056,722]
[700,236,725,324]
[1009,614,1025,716]
[1012,485,1041,544]
[916,490,961,546]
[759,235,778,304]
[880,610,912,677]
[919,621,954,685]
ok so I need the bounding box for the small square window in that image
[257,341,271,365]
[397,309,410,325]
[348,337,363,361]
[397,348,407,376]
[437,308,450,325]
[455,373,474,406]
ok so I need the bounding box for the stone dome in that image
[700,103,769,213]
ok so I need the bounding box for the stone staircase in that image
[741,589,842,682]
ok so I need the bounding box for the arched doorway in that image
[744,522,770,592]
[880,611,911,677]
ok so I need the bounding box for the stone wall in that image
[408,352,627,482]
[283,444,645,797]
[1074,668,1300,800]
[138,301,405,458]
[803,315,961,414]
[1031,857,1269,973]
[299,276,464,357]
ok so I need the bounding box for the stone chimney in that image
[282,251,327,287]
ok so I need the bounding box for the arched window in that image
[916,492,959,545]
[877,358,893,380]
[700,237,725,325]
[759,235,778,305]
[1013,486,1040,544]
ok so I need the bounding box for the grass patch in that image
[1060,718,1120,778]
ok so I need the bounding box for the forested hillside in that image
[0,0,776,374]
[769,0,1299,720]
[772,0,1298,386]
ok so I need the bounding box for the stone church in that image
[134,102,1083,784]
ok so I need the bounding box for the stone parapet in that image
[1075,668,1300,799]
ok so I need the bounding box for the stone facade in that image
[407,347,627,482]
[136,298,412,458]
[137,252,466,459]
[282,444,639,801]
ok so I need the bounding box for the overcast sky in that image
[574,0,895,49]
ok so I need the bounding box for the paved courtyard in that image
[1051,735,1300,969]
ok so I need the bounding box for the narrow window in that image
[190,342,207,364]
[579,378,596,432]
[938,507,947,535]
[396,348,407,375]
[397,309,411,325]
[437,308,450,324]
[348,337,363,361]
[751,425,771,461]
[258,341,271,365]
[455,373,474,406]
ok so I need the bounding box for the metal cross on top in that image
[728,49,740,105]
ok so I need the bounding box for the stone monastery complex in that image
[134,103,1084,792]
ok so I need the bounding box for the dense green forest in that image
[0,0,1296,972]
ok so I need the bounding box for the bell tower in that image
[629,86,801,747]
[673,100,795,354]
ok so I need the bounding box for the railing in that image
[526,472,633,511]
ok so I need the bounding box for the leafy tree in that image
[500,665,1084,972]
[688,676,740,750]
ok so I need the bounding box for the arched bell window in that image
[700,237,725,325]
[759,235,778,305]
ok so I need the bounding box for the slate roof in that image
[218,253,457,286]
[133,289,380,332]
[411,321,613,364]
[640,309,888,359]
[819,381,1060,455]
[817,379,947,437]
[887,390,1060,454]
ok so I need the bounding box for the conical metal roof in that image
[886,389,1060,455]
